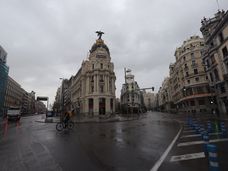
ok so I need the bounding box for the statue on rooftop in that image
[96,31,104,39]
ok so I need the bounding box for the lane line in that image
[150,126,183,171]
[180,132,222,139]
[170,152,205,162]
[178,138,228,147]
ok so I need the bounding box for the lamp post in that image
[59,78,65,120]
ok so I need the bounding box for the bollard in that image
[207,144,219,171]
[220,128,227,138]
[208,121,213,133]
[220,122,225,131]
[203,131,209,154]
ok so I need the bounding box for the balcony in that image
[223,55,228,62]
[99,79,104,83]
[191,63,198,68]
[224,73,228,81]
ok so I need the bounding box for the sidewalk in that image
[35,114,147,124]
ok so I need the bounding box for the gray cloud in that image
[0,0,227,103]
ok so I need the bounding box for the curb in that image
[35,116,147,124]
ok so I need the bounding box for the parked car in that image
[7,107,21,121]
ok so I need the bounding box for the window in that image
[186,72,189,77]
[91,86,94,92]
[220,84,226,93]
[211,55,216,64]
[194,69,198,74]
[184,63,188,68]
[92,64,95,69]
[199,100,205,105]
[214,69,220,81]
[191,53,195,60]
[100,85,104,93]
[100,75,104,82]
[195,77,199,82]
[190,101,195,106]
[218,32,224,43]
[183,56,186,61]
[206,59,210,68]
[187,80,190,84]
[196,87,203,93]
[210,73,214,82]
[222,46,228,58]
[100,63,103,69]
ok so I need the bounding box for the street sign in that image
[37,96,48,101]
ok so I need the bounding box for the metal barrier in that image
[220,122,227,138]
[207,144,219,171]
[202,131,209,154]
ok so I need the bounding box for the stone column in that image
[86,77,89,96]
[84,98,88,115]
[97,74,99,93]
[95,75,97,92]
[106,97,110,115]
[94,97,99,116]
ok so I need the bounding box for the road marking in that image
[178,138,228,147]
[180,132,222,139]
[170,152,205,162]
[150,127,183,171]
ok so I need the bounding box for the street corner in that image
[159,117,228,171]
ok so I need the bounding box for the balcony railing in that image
[224,73,228,81]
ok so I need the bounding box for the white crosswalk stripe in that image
[170,152,205,162]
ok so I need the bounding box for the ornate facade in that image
[200,10,228,116]
[69,35,116,116]
[168,36,213,115]
[120,70,143,114]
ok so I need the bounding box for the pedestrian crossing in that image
[169,119,228,164]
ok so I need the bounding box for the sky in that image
[0,0,228,104]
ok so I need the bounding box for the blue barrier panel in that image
[221,128,227,138]
[207,144,219,171]
[203,132,209,153]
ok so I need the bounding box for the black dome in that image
[90,42,110,55]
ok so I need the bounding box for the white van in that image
[7,107,21,121]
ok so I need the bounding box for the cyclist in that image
[63,111,71,128]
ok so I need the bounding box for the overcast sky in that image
[0,0,228,104]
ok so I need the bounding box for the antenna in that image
[216,0,220,11]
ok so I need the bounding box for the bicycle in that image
[56,120,74,131]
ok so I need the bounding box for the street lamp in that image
[59,78,65,120]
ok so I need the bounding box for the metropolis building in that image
[69,33,116,116]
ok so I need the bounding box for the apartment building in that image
[200,10,228,116]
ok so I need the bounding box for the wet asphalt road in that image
[0,112,180,171]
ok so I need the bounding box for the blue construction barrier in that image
[219,122,227,138]
[203,131,209,153]
[207,144,219,171]
[207,121,213,133]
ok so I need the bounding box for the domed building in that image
[69,33,116,116]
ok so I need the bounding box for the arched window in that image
[214,69,220,82]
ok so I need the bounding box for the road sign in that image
[37,96,48,101]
